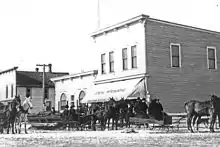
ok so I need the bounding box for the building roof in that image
[0,66,18,75]
[16,71,69,88]
[91,14,220,37]
[51,70,98,82]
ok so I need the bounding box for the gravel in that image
[1,128,220,147]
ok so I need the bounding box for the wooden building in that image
[51,70,98,112]
[0,66,68,113]
[83,14,220,113]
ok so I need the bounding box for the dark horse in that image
[104,98,119,130]
[90,102,106,131]
[4,96,21,134]
[184,95,218,133]
[115,98,130,128]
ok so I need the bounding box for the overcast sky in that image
[0,0,220,74]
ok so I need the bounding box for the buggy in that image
[129,113,184,132]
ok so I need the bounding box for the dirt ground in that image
[1,128,220,147]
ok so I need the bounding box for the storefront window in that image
[60,93,67,110]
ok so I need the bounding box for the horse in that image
[103,97,119,130]
[16,96,33,134]
[184,96,216,133]
[90,102,106,131]
[115,98,130,128]
[4,95,21,134]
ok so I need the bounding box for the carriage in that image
[129,113,184,132]
[27,110,93,130]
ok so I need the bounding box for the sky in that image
[0,0,220,74]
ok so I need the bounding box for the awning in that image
[127,77,148,98]
[82,77,148,103]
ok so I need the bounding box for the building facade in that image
[0,66,68,113]
[51,70,98,112]
[84,14,220,113]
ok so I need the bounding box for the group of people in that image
[133,97,164,121]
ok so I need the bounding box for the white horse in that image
[16,96,33,134]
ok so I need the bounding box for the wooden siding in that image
[146,20,220,113]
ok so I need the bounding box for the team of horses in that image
[2,94,220,134]
[1,95,33,134]
[184,94,220,133]
[62,97,165,131]
[63,94,220,133]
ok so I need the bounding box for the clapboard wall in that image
[146,19,220,113]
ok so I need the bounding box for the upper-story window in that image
[6,85,8,99]
[170,43,181,67]
[207,46,217,69]
[131,45,137,68]
[109,51,114,72]
[11,84,13,98]
[122,48,128,70]
[101,53,106,74]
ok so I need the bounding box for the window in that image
[101,53,106,74]
[207,47,217,69]
[26,88,31,97]
[6,85,8,99]
[170,44,181,67]
[122,48,128,70]
[45,101,51,111]
[11,84,13,98]
[60,93,67,110]
[71,95,75,108]
[109,51,114,72]
[44,88,49,99]
[131,45,137,68]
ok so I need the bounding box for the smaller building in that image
[51,70,98,112]
[0,66,69,113]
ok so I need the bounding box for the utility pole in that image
[36,64,51,111]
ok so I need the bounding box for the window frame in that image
[101,53,106,74]
[131,45,137,68]
[122,48,128,70]
[6,85,8,99]
[207,46,217,70]
[109,51,114,73]
[11,84,13,98]
[170,43,181,68]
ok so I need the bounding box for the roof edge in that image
[51,70,98,82]
[90,14,149,37]
[149,18,220,36]
[0,66,18,75]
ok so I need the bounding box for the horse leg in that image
[187,114,193,133]
[7,119,10,134]
[209,114,216,132]
[115,117,118,130]
[111,118,114,130]
[11,120,15,134]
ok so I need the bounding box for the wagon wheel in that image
[172,124,180,132]
[148,124,154,130]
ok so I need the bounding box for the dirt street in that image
[0,129,220,147]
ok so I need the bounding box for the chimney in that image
[48,64,52,72]
[35,68,39,72]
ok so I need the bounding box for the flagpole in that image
[97,0,100,30]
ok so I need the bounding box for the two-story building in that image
[82,14,220,113]
[0,66,68,113]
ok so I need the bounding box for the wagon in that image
[129,113,185,132]
[27,112,93,131]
